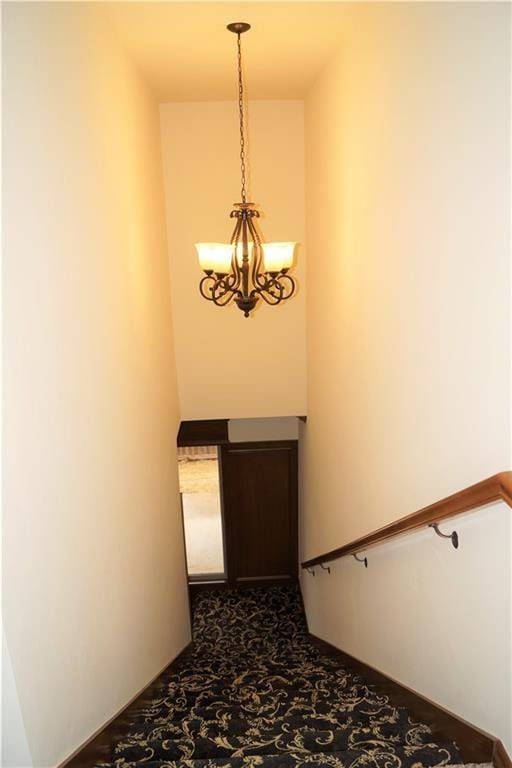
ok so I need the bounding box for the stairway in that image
[97,585,467,768]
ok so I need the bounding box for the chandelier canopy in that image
[195,23,297,318]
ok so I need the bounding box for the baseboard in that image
[59,642,192,768]
[493,740,512,768]
[309,633,500,765]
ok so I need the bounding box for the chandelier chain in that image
[237,33,247,203]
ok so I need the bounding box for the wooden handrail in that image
[301,471,512,569]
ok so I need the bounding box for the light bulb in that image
[235,241,254,266]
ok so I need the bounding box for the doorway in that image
[178,445,226,580]
[177,419,299,588]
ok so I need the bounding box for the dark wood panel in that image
[309,634,496,765]
[178,419,229,446]
[302,471,512,568]
[221,441,298,585]
[229,449,289,578]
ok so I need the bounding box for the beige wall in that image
[160,100,307,421]
[2,4,190,766]
[300,1,511,748]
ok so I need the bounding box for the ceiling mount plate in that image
[227,22,251,35]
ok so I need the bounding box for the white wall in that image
[3,4,190,766]
[160,100,307,421]
[301,1,511,749]
[2,630,33,767]
[301,499,511,746]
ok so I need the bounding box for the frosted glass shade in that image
[195,243,234,274]
[262,242,296,273]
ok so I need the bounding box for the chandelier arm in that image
[262,275,286,299]
[239,215,251,299]
[223,271,240,293]
[201,275,232,303]
[199,275,217,301]
[253,271,266,289]
[230,216,242,245]
[200,274,237,306]
[259,271,298,304]
[253,269,272,292]
[247,216,263,287]
[278,273,296,300]
[248,219,268,291]
[246,213,261,245]
[212,289,237,307]
[266,275,285,300]
[248,217,269,293]
[211,276,237,305]
[254,274,285,304]
[255,286,283,305]
[229,217,243,285]
[253,269,295,302]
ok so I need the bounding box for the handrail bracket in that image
[429,522,459,549]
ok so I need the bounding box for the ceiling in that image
[105,2,353,101]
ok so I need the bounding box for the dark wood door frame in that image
[177,419,229,446]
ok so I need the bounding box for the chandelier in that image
[195,23,297,318]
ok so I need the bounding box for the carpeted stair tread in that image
[179,703,409,722]
[151,672,373,695]
[113,722,442,761]
[129,698,411,728]
[119,707,417,739]
[115,716,429,742]
[97,742,462,768]
[131,679,391,712]
[150,670,373,696]
[118,704,418,738]
[99,585,464,768]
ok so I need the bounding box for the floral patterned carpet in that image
[98,585,463,768]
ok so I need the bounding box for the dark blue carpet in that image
[97,585,462,768]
